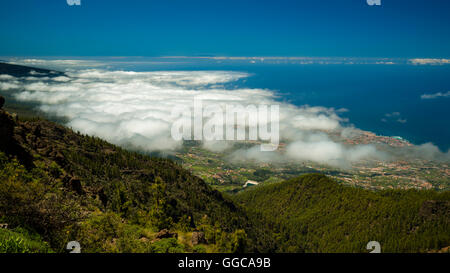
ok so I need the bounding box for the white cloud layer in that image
[1,66,448,166]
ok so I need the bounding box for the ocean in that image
[242,64,450,151]
[8,57,449,152]
[123,60,450,151]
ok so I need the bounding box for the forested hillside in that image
[0,107,250,253]
[234,174,450,253]
[0,98,449,253]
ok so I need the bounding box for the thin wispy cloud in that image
[385,112,401,118]
[409,58,450,65]
[382,112,407,124]
[164,56,403,65]
[6,58,107,70]
[6,57,450,68]
[421,91,450,99]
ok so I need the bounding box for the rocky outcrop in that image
[191,231,206,245]
[68,177,84,195]
[0,95,5,109]
[0,106,34,169]
[155,229,178,240]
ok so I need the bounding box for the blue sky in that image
[0,0,449,57]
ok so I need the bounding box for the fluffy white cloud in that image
[286,140,382,167]
[2,67,448,166]
[1,70,275,150]
[0,74,16,80]
[228,134,387,168]
[0,82,20,90]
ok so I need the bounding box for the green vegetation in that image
[0,110,250,253]
[0,108,448,253]
[0,228,52,253]
[176,144,449,193]
[234,174,450,253]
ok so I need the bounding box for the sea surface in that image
[121,60,450,151]
[243,64,450,151]
[11,57,450,151]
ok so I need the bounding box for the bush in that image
[0,229,52,253]
[148,238,185,253]
[192,245,206,253]
[0,153,80,249]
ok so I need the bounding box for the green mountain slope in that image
[0,107,250,253]
[1,104,449,253]
[234,174,450,253]
[1,58,449,254]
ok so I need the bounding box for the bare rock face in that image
[191,231,206,245]
[0,95,5,109]
[69,177,84,195]
[0,106,34,169]
[0,110,14,140]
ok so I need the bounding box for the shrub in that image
[148,238,185,253]
[0,229,52,253]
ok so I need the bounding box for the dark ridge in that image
[0,62,64,77]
